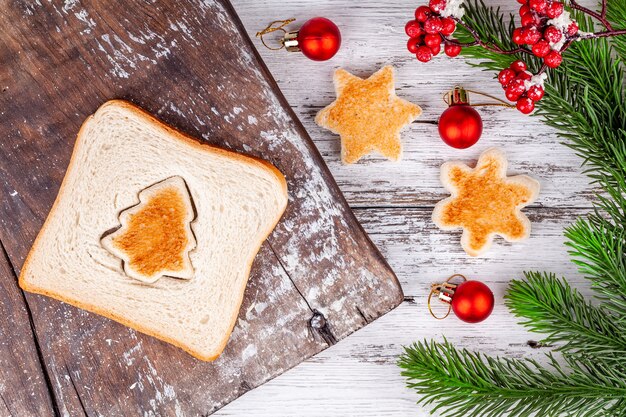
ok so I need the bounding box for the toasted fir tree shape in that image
[101,176,196,284]
[433,147,540,256]
[315,65,422,164]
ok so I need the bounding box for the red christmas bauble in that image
[297,17,341,61]
[438,104,483,149]
[451,280,494,323]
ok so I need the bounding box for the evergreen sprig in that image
[505,272,626,358]
[606,0,626,60]
[399,1,626,415]
[399,340,626,417]
[566,218,626,316]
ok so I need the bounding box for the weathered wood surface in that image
[0,0,402,415]
[213,0,597,415]
[0,246,56,417]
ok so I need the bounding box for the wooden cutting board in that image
[0,0,403,415]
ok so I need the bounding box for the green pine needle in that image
[400,1,626,415]
[606,0,626,61]
[505,272,626,358]
[565,218,626,316]
[398,340,626,417]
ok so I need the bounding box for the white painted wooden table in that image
[219,1,595,415]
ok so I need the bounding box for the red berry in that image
[544,50,562,67]
[424,17,443,34]
[416,45,433,62]
[424,33,442,48]
[567,22,579,36]
[529,0,547,13]
[546,1,564,18]
[415,6,432,22]
[430,43,441,56]
[544,25,562,43]
[506,79,527,101]
[429,0,447,13]
[516,0,526,4]
[509,78,526,93]
[444,43,462,57]
[519,4,530,16]
[527,85,545,101]
[440,17,456,36]
[523,26,542,44]
[532,39,551,57]
[506,87,524,101]
[512,27,525,44]
[510,60,527,73]
[498,68,516,86]
[407,37,422,53]
[506,90,521,101]
[521,13,538,27]
[516,71,532,81]
[516,97,535,114]
[405,20,423,38]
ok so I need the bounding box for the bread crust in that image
[19,99,288,361]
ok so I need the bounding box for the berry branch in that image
[404,0,626,113]
[580,28,626,38]
[570,0,612,29]
[446,18,532,55]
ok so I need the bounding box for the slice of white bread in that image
[19,100,288,361]
[101,176,197,284]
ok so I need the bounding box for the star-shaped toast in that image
[315,65,422,164]
[101,176,197,283]
[432,148,540,257]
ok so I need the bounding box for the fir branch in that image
[398,340,626,417]
[505,272,626,357]
[537,12,626,313]
[605,0,626,60]
[592,157,626,227]
[565,218,626,316]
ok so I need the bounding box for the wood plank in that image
[216,302,554,417]
[0,0,402,414]
[353,207,591,296]
[0,246,56,417]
